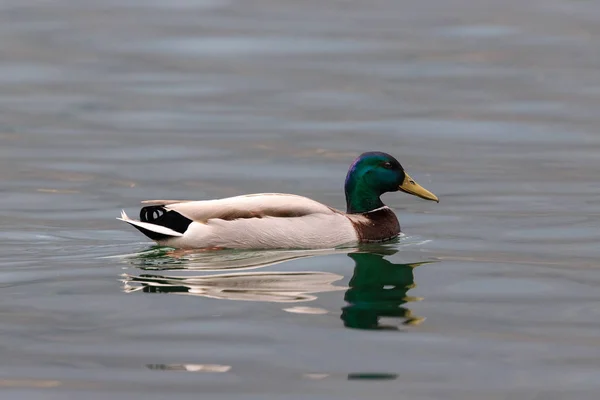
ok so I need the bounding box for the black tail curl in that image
[140,205,167,223]
[139,205,193,237]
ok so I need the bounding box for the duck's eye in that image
[382,162,393,169]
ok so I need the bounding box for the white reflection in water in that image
[147,364,231,372]
[123,270,345,303]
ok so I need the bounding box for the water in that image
[1,0,600,398]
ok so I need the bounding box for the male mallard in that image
[118,151,438,249]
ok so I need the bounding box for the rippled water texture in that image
[2,0,600,399]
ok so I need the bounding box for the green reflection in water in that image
[347,372,398,380]
[341,251,431,330]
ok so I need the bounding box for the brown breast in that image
[349,207,400,243]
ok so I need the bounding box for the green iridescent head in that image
[344,151,438,214]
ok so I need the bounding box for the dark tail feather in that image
[140,205,193,235]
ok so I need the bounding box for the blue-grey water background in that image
[2,0,600,399]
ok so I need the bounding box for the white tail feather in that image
[117,210,184,237]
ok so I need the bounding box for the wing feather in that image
[143,193,340,223]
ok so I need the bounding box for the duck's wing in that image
[142,193,341,223]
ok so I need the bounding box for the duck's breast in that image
[346,207,400,243]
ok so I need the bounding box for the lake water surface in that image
[2,0,600,399]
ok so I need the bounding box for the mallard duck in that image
[118,151,438,249]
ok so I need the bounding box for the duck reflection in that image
[120,246,430,328]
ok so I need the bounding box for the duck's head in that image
[344,151,438,214]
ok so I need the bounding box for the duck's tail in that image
[117,210,184,241]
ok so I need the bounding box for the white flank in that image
[160,213,358,249]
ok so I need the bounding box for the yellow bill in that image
[399,173,439,203]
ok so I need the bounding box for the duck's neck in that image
[345,178,384,214]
